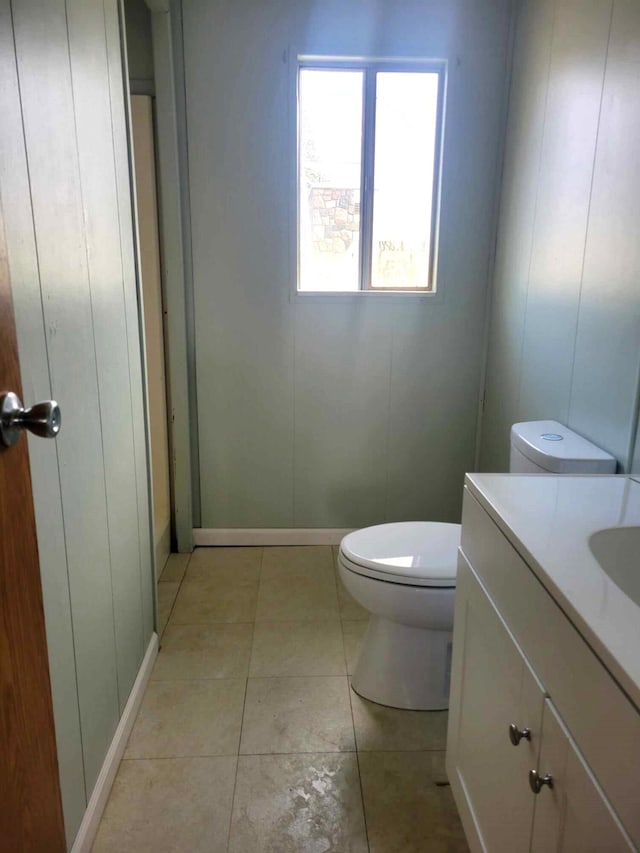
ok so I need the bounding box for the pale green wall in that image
[183,0,513,529]
[481,0,640,473]
[1,1,154,845]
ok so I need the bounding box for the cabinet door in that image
[447,554,546,852]
[531,700,634,852]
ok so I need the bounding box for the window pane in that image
[298,69,363,291]
[370,71,440,290]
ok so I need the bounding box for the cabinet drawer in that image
[460,486,640,847]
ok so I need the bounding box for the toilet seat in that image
[339,521,460,588]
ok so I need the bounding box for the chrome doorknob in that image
[508,724,531,746]
[0,391,62,447]
[529,769,553,794]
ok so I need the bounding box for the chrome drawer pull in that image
[508,724,531,746]
[529,769,553,794]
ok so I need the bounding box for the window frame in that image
[294,55,447,297]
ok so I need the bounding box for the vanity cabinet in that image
[447,485,639,852]
[450,553,544,852]
[531,699,631,853]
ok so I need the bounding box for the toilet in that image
[338,420,616,710]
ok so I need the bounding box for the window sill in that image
[291,289,443,304]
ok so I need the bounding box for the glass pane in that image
[298,69,363,291]
[370,71,440,289]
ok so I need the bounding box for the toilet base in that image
[351,616,452,710]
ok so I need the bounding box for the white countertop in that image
[465,473,640,710]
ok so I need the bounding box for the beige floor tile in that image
[359,751,468,852]
[342,620,368,675]
[157,582,180,636]
[92,756,236,853]
[256,574,339,622]
[228,753,368,853]
[351,692,448,751]
[124,678,246,758]
[337,576,370,620]
[249,621,346,677]
[171,576,259,624]
[159,553,190,583]
[261,545,334,580]
[153,623,253,680]
[187,546,262,581]
[240,676,355,754]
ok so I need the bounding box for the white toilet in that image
[338,420,616,711]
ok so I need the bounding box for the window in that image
[296,58,445,293]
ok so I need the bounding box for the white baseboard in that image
[71,633,159,853]
[193,528,355,546]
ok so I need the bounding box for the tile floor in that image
[92,546,468,853]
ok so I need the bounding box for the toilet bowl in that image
[340,420,616,711]
[338,521,459,710]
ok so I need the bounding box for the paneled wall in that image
[0,0,154,846]
[183,0,513,530]
[481,0,640,472]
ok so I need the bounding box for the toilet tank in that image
[510,420,617,474]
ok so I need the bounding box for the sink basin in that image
[589,527,640,606]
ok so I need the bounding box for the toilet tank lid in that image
[511,421,616,473]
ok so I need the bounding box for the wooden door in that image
[0,207,65,849]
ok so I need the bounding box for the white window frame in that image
[293,54,447,298]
